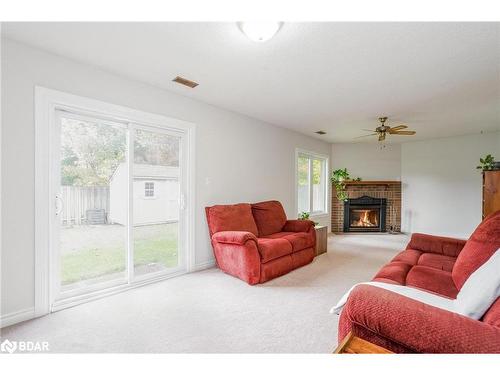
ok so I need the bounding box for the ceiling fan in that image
[356,117,416,142]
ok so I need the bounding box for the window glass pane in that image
[60,116,127,292]
[133,129,180,276]
[312,158,325,212]
[145,182,154,197]
[297,155,310,213]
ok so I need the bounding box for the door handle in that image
[55,195,64,216]
[179,193,186,210]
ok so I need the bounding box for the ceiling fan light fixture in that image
[238,22,282,42]
[354,116,416,142]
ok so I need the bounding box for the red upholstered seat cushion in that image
[257,238,293,263]
[373,253,459,298]
[417,253,456,272]
[391,249,423,266]
[406,266,459,298]
[262,231,314,252]
[251,200,287,236]
[263,231,295,239]
[452,211,500,290]
[373,262,413,285]
[205,203,258,236]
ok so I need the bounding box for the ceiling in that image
[3,22,500,143]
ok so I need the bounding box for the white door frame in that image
[34,86,196,316]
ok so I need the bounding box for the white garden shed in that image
[109,163,179,225]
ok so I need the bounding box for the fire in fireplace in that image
[343,196,387,232]
[350,209,378,227]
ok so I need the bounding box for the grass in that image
[61,223,178,285]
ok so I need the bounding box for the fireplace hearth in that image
[343,195,386,232]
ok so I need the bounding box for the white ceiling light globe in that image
[238,22,282,42]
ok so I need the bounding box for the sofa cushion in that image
[406,266,459,298]
[452,211,500,290]
[263,231,295,239]
[205,203,258,237]
[282,232,315,252]
[373,262,413,285]
[251,200,287,236]
[417,253,456,272]
[263,231,314,252]
[405,233,467,257]
[257,238,293,263]
[391,249,423,266]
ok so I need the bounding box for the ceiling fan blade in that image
[391,130,416,135]
[354,133,378,139]
[389,125,408,131]
[378,133,386,142]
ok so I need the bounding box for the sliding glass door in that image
[52,109,186,305]
[132,127,182,279]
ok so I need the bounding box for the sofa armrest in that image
[339,285,500,353]
[212,231,257,245]
[406,233,467,257]
[282,219,315,233]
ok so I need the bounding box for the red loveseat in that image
[339,210,500,353]
[205,200,316,284]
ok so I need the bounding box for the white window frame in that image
[295,148,329,217]
[34,87,196,316]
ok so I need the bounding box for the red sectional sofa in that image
[339,210,500,353]
[205,200,316,284]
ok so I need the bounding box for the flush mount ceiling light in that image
[238,22,282,42]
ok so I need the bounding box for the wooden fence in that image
[60,186,109,226]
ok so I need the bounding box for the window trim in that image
[295,148,329,218]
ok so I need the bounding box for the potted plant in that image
[476,154,499,171]
[298,211,319,226]
[331,168,361,201]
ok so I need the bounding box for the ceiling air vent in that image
[315,130,327,135]
[172,76,199,88]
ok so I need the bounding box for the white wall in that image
[331,143,401,180]
[1,39,331,318]
[401,132,500,239]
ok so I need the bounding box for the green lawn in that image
[61,223,178,285]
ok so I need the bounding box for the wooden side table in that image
[314,225,327,256]
[334,332,393,354]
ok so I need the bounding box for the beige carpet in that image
[1,234,409,353]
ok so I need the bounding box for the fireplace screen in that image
[343,196,387,232]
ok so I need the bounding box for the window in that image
[145,182,155,197]
[296,150,328,216]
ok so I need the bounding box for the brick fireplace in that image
[331,181,401,233]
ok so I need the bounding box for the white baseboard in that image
[194,259,216,271]
[0,307,35,328]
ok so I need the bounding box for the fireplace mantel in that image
[343,180,400,187]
